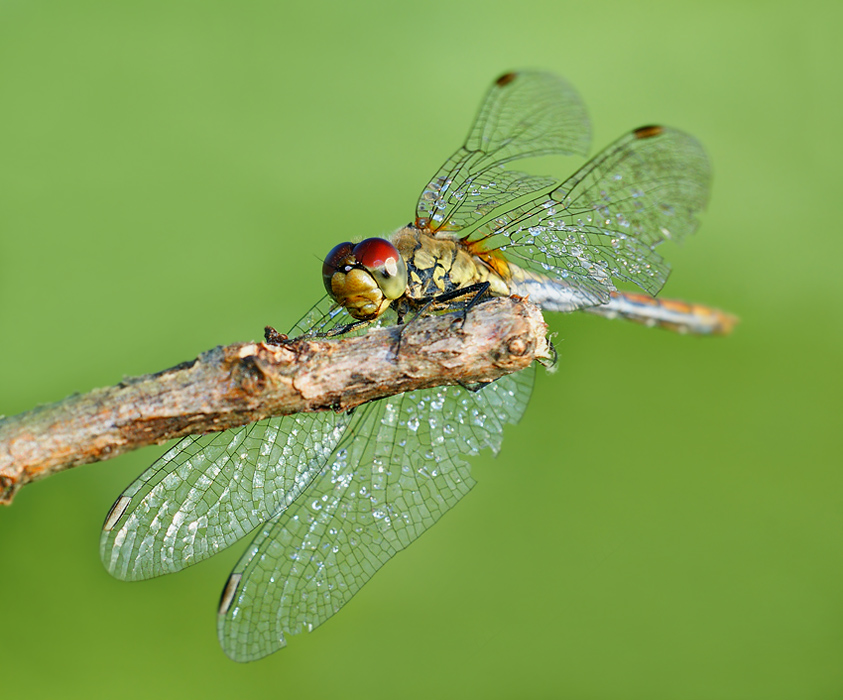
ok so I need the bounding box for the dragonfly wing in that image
[218,366,535,662]
[475,126,712,305]
[101,412,360,580]
[416,71,590,233]
[100,297,367,581]
[290,293,399,337]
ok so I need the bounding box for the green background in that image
[2,1,840,698]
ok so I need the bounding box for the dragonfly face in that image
[322,238,408,320]
[101,71,731,663]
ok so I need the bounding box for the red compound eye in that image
[353,237,407,300]
[352,238,400,270]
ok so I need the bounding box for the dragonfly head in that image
[322,237,408,320]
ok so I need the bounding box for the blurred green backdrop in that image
[2,1,841,698]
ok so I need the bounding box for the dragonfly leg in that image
[456,282,492,326]
[390,282,494,360]
[407,282,493,328]
[301,318,375,339]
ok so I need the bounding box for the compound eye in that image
[322,241,354,295]
[352,238,407,300]
[352,238,399,270]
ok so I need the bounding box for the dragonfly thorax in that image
[391,225,512,301]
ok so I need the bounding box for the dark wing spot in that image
[634,125,664,139]
[496,72,518,87]
[219,573,242,614]
[103,495,131,532]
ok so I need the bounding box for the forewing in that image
[218,366,535,662]
[100,298,366,581]
[416,71,590,234]
[475,126,711,304]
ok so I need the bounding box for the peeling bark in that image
[0,297,549,504]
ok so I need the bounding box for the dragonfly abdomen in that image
[507,264,601,313]
[585,292,737,335]
[507,264,735,335]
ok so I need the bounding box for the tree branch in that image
[0,297,549,505]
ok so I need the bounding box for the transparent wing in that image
[288,294,350,336]
[290,293,398,338]
[218,366,535,662]
[100,298,370,581]
[471,126,711,305]
[416,71,591,234]
[100,412,364,580]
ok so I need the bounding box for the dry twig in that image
[0,297,549,504]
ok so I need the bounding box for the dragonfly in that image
[100,71,734,662]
